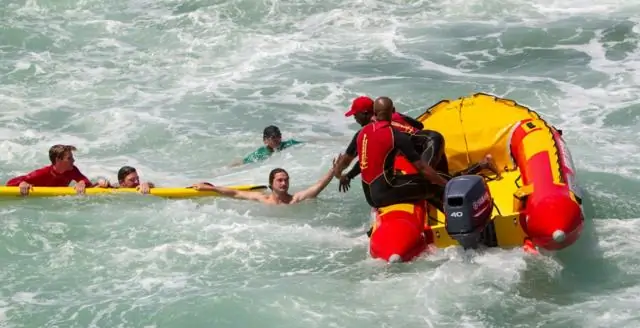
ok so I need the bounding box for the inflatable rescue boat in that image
[368,93,585,263]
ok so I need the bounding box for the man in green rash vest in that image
[235,125,304,165]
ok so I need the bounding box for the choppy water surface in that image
[2,0,640,327]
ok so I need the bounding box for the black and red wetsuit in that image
[355,120,445,210]
[344,113,449,181]
[389,112,422,133]
[6,165,92,187]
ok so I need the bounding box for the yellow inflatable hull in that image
[369,92,585,261]
[0,185,267,199]
[418,93,533,249]
[423,170,527,249]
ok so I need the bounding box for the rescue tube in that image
[367,93,585,263]
[510,119,584,250]
[0,184,267,199]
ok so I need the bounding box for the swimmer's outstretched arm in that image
[191,182,266,202]
[229,160,244,167]
[333,153,356,179]
[292,158,338,202]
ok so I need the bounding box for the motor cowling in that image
[443,175,494,249]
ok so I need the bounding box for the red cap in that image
[344,96,374,117]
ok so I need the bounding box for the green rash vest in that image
[242,139,303,164]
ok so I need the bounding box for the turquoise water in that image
[2,0,640,327]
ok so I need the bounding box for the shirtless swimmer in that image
[191,158,339,205]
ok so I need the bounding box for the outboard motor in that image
[443,175,494,249]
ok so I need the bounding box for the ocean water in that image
[1,0,640,327]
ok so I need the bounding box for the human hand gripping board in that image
[0,184,268,199]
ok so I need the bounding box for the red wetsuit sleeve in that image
[6,176,25,186]
[398,113,424,130]
[69,166,93,186]
[5,166,51,186]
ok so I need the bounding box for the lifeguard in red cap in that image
[334,96,450,195]
[341,96,449,209]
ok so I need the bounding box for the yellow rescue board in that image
[0,185,267,199]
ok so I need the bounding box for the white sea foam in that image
[1,0,639,327]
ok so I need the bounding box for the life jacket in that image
[357,120,395,184]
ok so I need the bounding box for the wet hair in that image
[49,144,77,164]
[117,166,137,183]
[263,125,282,139]
[268,168,288,189]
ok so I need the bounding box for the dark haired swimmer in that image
[191,159,339,205]
[230,125,348,167]
[116,166,155,194]
[97,166,155,194]
[230,125,304,166]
